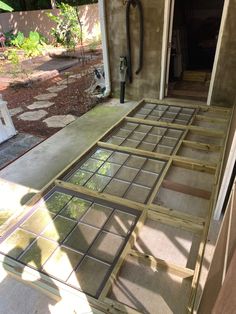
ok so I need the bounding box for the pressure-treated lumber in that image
[182,140,222,152]
[125,117,225,137]
[99,209,147,300]
[187,105,233,312]
[129,249,194,278]
[147,210,203,234]
[162,179,211,200]
[55,180,146,212]
[98,141,217,173]
[194,115,228,124]
[147,159,172,206]
[149,204,205,225]
[103,297,142,314]
[143,98,231,113]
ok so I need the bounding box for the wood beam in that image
[149,204,206,226]
[144,98,231,113]
[147,210,204,234]
[129,249,194,279]
[182,140,222,152]
[125,117,225,137]
[98,141,217,174]
[99,209,147,300]
[55,180,146,212]
[162,179,212,200]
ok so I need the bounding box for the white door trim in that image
[159,0,172,100]
[160,0,229,105]
[207,0,230,105]
[214,129,236,220]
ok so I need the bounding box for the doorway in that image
[164,0,224,102]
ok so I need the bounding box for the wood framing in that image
[0,99,232,314]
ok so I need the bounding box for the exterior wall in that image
[211,0,236,106]
[105,0,164,100]
[0,4,100,43]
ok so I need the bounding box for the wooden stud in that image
[129,249,194,278]
[187,108,233,312]
[182,140,222,152]
[149,204,205,226]
[162,179,212,200]
[125,117,225,137]
[147,210,204,235]
[147,159,172,206]
[98,141,217,173]
[98,141,169,160]
[143,98,231,113]
[103,297,142,314]
[55,180,146,212]
[194,115,228,124]
[99,209,147,300]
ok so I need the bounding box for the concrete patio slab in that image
[0,98,136,204]
[18,110,48,121]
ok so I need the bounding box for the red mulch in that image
[1,52,103,138]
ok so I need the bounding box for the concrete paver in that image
[43,115,77,128]
[9,107,23,116]
[34,93,58,101]
[27,101,54,110]
[47,85,67,93]
[18,110,48,121]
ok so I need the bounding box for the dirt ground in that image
[0,50,103,139]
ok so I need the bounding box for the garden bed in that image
[1,50,103,138]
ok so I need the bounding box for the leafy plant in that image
[11,31,25,48]
[47,3,83,49]
[21,31,43,57]
[4,49,21,76]
[0,1,13,12]
[10,31,46,57]
[4,31,16,46]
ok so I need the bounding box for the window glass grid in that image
[0,190,138,298]
[130,103,196,125]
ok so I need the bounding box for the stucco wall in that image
[0,4,100,43]
[105,0,164,100]
[210,0,236,106]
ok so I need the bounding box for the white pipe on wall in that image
[98,0,111,97]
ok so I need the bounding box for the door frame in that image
[159,0,229,105]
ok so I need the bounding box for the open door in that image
[161,0,225,102]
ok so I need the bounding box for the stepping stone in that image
[34,93,57,101]
[47,85,67,93]
[56,79,67,86]
[27,101,54,110]
[9,107,23,116]
[43,115,76,128]
[18,110,47,121]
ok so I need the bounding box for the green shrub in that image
[11,31,25,48]
[10,31,46,57]
[47,3,83,49]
